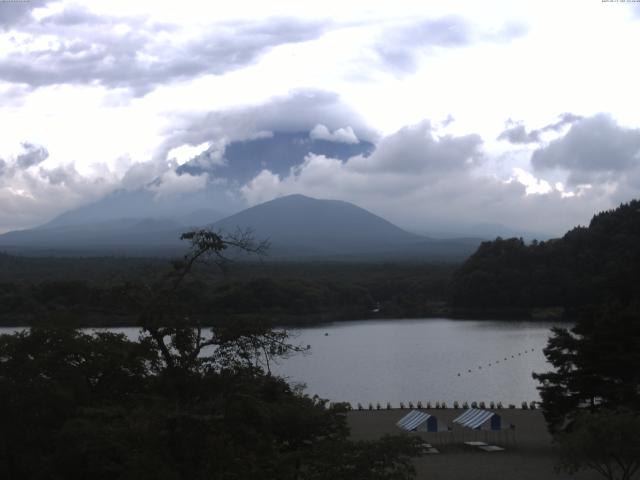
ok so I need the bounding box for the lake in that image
[273,318,560,406]
[0,318,561,406]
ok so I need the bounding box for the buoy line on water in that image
[455,347,537,378]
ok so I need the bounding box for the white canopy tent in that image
[453,408,501,430]
[396,410,438,432]
[452,408,515,445]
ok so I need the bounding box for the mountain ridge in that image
[0,194,480,261]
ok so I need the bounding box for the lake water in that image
[273,318,560,406]
[0,318,561,406]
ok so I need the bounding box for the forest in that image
[0,230,424,479]
[0,257,454,327]
[449,199,640,318]
[1,201,639,478]
[1,200,640,326]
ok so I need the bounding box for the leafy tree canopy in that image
[450,199,640,314]
[0,229,422,479]
[533,305,640,432]
[556,409,640,480]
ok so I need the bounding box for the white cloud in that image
[509,167,552,195]
[167,142,211,166]
[240,121,622,236]
[1,1,640,234]
[0,161,119,233]
[309,124,359,144]
[531,114,640,186]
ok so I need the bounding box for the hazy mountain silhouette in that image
[0,194,479,260]
[40,188,228,230]
[0,217,186,255]
[212,194,479,260]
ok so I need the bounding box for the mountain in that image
[213,194,418,254]
[0,217,187,255]
[212,194,479,260]
[0,193,479,260]
[40,131,374,231]
[40,188,228,230]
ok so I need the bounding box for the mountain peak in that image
[213,195,420,256]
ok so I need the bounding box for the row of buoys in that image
[346,400,539,410]
[456,348,536,377]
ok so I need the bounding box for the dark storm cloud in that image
[498,113,583,144]
[15,142,49,169]
[375,17,527,73]
[0,13,329,96]
[531,114,640,185]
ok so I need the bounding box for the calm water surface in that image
[0,318,561,405]
[272,318,561,405]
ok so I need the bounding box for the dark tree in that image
[0,229,422,479]
[556,410,640,480]
[533,306,640,433]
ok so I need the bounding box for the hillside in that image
[0,194,479,261]
[213,194,478,260]
[449,199,640,315]
[213,194,418,253]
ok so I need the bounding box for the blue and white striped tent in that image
[396,410,438,432]
[453,408,501,430]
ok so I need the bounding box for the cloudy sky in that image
[1,0,640,235]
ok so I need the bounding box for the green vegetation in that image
[450,199,640,318]
[533,305,640,432]
[1,199,639,477]
[0,255,455,326]
[520,200,640,478]
[2,199,640,326]
[0,229,422,479]
[554,409,640,480]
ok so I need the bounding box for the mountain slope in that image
[41,188,228,230]
[0,193,479,260]
[0,217,186,255]
[213,194,477,260]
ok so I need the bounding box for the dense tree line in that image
[449,200,640,316]
[0,260,454,326]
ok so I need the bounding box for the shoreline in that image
[0,312,575,329]
[347,409,600,479]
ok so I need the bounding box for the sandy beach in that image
[347,409,601,480]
